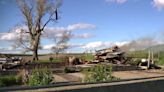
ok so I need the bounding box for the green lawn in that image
[156,54,164,65]
[152,52,164,65]
[81,53,94,61]
[37,58,64,62]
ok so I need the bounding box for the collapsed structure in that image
[94,46,161,69]
[94,46,128,64]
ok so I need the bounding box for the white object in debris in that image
[92,60,99,63]
[141,59,147,62]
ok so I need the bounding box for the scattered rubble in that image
[94,46,129,64]
[0,57,23,70]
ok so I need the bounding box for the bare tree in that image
[16,0,62,61]
[51,31,71,54]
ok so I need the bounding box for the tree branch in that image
[17,0,33,35]
[41,9,58,31]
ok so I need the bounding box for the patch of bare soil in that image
[113,70,164,79]
[54,73,84,83]
[54,70,164,83]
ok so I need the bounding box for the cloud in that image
[0,33,17,41]
[153,0,164,10]
[44,27,94,39]
[105,0,164,10]
[42,43,84,50]
[81,41,128,49]
[43,23,96,39]
[0,23,96,41]
[43,27,66,38]
[0,26,29,41]
[112,41,129,46]
[67,23,96,31]
[105,0,127,4]
[72,33,94,39]
[0,46,21,54]
[82,41,104,49]
[42,41,119,51]
[42,44,55,50]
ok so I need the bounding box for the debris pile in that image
[0,57,22,69]
[94,46,128,64]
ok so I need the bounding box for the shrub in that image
[49,56,53,62]
[37,58,63,62]
[82,65,119,83]
[16,69,29,85]
[82,53,94,61]
[128,58,141,66]
[156,53,164,65]
[27,68,53,86]
[0,75,18,87]
[64,67,76,73]
[64,67,81,73]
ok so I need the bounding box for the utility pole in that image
[151,52,154,64]
[147,51,151,69]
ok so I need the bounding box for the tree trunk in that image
[32,33,41,61]
[32,48,38,61]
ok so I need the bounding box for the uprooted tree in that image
[15,0,64,61]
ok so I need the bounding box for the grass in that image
[27,68,53,86]
[127,51,149,58]
[82,64,119,83]
[128,51,164,65]
[36,58,64,62]
[0,75,21,87]
[157,59,164,65]
[81,53,94,61]
[156,52,164,65]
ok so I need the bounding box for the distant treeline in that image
[0,53,32,58]
[0,53,90,58]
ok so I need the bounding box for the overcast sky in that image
[0,0,164,53]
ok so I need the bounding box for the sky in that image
[0,0,164,54]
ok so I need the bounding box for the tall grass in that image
[0,75,20,87]
[27,68,53,86]
[156,52,164,65]
[82,65,119,83]
[81,53,94,62]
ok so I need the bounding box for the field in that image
[127,51,164,65]
[0,52,164,88]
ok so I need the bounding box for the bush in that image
[157,59,164,65]
[64,67,76,73]
[82,65,119,83]
[156,53,164,65]
[82,53,94,61]
[64,67,81,73]
[0,75,18,87]
[27,68,53,86]
[128,58,141,66]
[37,58,64,62]
[49,56,53,62]
[16,69,29,85]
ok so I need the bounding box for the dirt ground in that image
[113,69,164,79]
[54,69,164,83]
